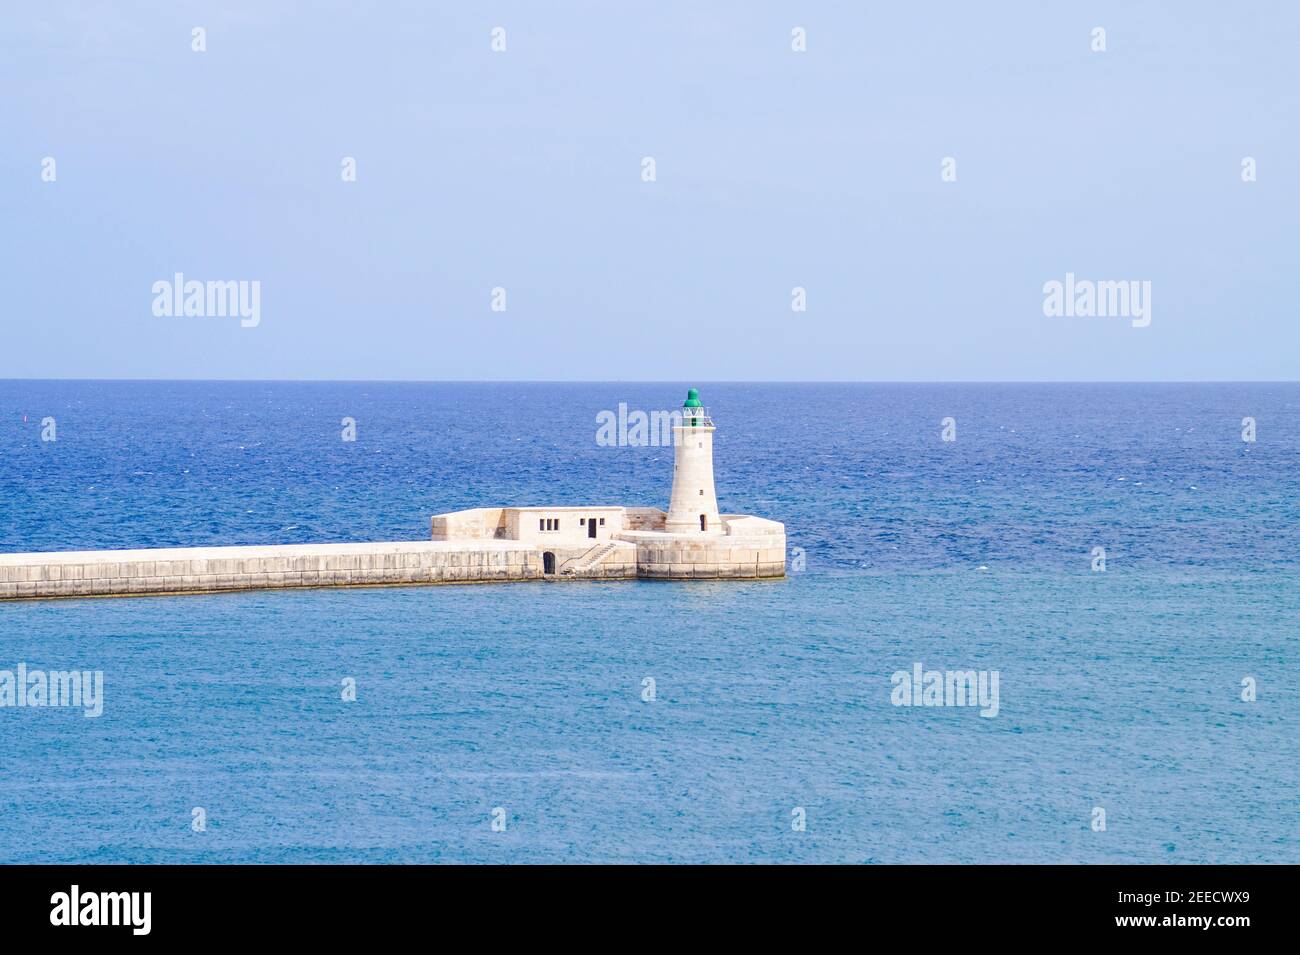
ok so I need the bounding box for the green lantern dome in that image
[683,388,702,408]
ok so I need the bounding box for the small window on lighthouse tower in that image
[700,514,707,531]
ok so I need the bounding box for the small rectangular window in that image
[599,518,605,526]
[555,519,560,530]
[539,519,545,531]
[580,518,586,525]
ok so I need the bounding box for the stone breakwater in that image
[0,541,546,601]
[0,533,784,601]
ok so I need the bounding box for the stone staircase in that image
[560,542,619,576]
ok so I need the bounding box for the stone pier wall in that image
[0,530,785,601]
[632,538,786,580]
[0,541,541,600]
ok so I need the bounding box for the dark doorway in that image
[699,514,707,531]
[588,518,598,539]
[543,551,556,575]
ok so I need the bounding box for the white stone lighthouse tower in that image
[665,388,722,534]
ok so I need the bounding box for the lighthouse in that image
[665,388,722,534]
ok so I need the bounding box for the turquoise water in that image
[0,382,1297,862]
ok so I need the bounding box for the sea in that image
[0,381,1296,863]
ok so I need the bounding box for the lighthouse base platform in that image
[430,505,786,581]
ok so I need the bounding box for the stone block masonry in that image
[0,541,546,601]
[0,528,783,601]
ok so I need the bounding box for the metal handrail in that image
[557,544,603,575]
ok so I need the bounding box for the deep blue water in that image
[0,381,1297,863]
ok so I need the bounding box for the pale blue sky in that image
[1,1,1296,380]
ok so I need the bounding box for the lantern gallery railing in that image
[681,409,714,427]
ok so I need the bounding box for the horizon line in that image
[0,377,1297,386]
